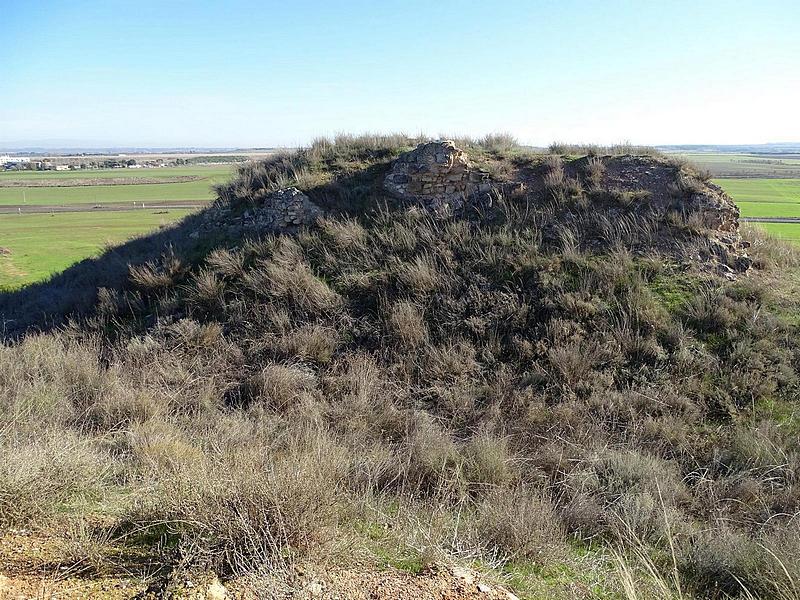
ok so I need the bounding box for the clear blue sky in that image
[1,0,798,148]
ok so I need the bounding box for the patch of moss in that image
[647,272,698,313]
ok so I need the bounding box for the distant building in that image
[0,155,31,165]
[55,164,70,171]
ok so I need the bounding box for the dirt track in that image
[0,200,209,214]
[740,216,800,223]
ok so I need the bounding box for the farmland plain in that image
[0,165,231,181]
[715,178,800,204]
[678,153,800,245]
[0,209,195,288]
[0,165,232,206]
[712,177,800,244]
[686,152,800,178]
[0,164,235,288]
[757,222,800,243]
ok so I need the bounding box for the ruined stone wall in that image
[384,141,492,213]
[191,187,322,238]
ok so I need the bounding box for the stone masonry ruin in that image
[383,140,493,213]
[191,187,322,238]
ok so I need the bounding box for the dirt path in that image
[0,201,209,215]
[740,216,800,223]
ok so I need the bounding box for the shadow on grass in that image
[0,210,217,340]
[0,164,395,341]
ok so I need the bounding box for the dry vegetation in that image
[2,135,800,598]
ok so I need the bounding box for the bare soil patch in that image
[0,530,520,600]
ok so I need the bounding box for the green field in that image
[713,178,800,244]
[0,166,232,206]
[715,178,800,203]
[737,202,800,218]
[0,166,231,288]
[757,223,800,244]
[0,209,196,288]
[716,179,800,218]
[0,165,232,181]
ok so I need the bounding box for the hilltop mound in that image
[185,139,755,303]
[1,136,800,599]
[206,138,751,276]
[0,136,754,336]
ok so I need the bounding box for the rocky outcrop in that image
[191,187,322,239]
[684,182,751,276]
[384,141,493,213]
[688,181,739,233]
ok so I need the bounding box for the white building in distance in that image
[0,155,31,164]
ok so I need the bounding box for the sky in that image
[1,0,798,148]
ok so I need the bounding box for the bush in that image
[135,427,348,573]
[249,363,318,411]
[476,487,563,560]
[0,431,114,527]
[677,527,764,597]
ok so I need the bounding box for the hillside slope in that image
[2,136,800,599]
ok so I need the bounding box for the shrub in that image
[187,268,225,312]
[478,133,519,153]
[128,252,185,290]
[475,487,563,560]
[548,142,663,157]
[396,254,442,295]
[277,324,339,364]
[677,527,764,597]
[463,432,515,490]
[246,251,341,314]
[585,156,606,189]
[136,427,348,573]
[0,431,114,526]
[399,411,462,496]
[206,247,246,278]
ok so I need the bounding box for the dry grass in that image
[2,135,800,598]
[549,142,665,157]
